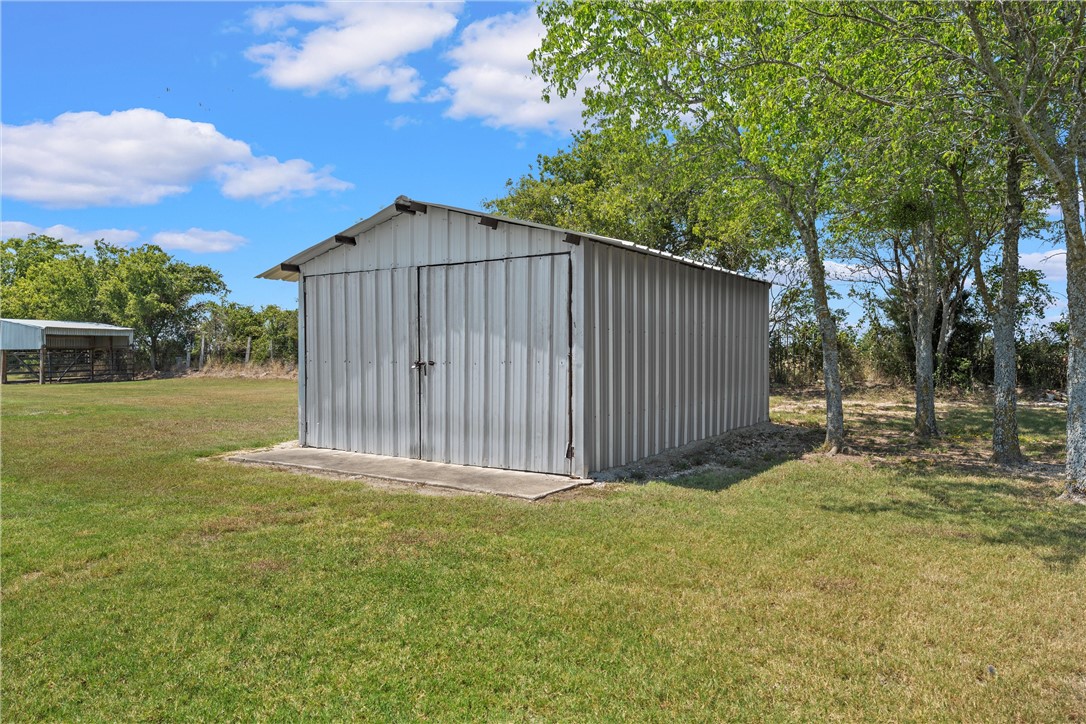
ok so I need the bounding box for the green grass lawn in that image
[3,379,1084,720]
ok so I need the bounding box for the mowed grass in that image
[3,379,1085,721]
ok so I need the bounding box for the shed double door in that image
[417,254,573,474]
[304,254,572,475]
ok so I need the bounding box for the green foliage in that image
[1018,316,1070,390]
[200,302,298,365]
[0,235,97,320]
[2,254,100,321]
[1,234,83,289]
[95,243,226,369]
[1,235,227,370]
[486,127,784,272]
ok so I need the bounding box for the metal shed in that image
[1,319,135,383]
[260,196,769,478]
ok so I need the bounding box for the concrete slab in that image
[228,446,588,501]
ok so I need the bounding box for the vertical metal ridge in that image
[579,242,769,473]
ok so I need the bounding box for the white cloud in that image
[1021,249,1066,282]
[1,108,352,208]
[0,221,139,247]
[1,221,246,253]
[152,228,247,253]
[824,260,883,283]
[437,9,586,133]
[386,114,421,131]
[245,2,460,100]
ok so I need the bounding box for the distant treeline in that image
[1,234,296,371]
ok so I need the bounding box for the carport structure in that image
[1,319,135,384]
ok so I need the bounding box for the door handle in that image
[411,360,436,374]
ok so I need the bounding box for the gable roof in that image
[257,196,767,285]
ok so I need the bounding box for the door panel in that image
[304,269,417,457]
[419,254,572,474]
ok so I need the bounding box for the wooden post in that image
[1,350,7,384]
[39,345,46,384]
[245,336,251,365]
[199,334,206,369]
[269,336,274,363]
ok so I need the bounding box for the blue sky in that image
[1,1,585,310]
[1,1,1068,322]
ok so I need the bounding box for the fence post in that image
[1,350,7,384]
[39,346,46,384]
[245,336,251,365]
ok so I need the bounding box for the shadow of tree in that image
[593,422,824,493]
[821,472,1086,570]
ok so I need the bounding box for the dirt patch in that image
[196,505,312,542]
[593,421,823,482]
[246,558,290,574]
[812,576,859,594]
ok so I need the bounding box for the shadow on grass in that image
[821,471,1086,571]
[595,422,825,493]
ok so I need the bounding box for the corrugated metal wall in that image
[1,322,43,350]
[303,269,418,457]
[582,241,769,473]
[302,206,569,275]
[419,255,572,474]
[299,205,768,478]
[300,208,579,474]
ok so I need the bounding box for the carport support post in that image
[39,345,46,384]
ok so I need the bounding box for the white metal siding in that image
[296,204,768,479]
[303,269,418,457]
[0,321,43,350]
[419,254,572,474]
[582,241,769,473]
[302,206,569,276]
[299,207,581,475]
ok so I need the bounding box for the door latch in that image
[411,360,435,375]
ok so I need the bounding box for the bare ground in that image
[596,388,1069,488]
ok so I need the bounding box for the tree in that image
[255,305,298,365]
[533,1,865,451]
[1,253,100,322]
[95,243,226,371]
[819,1,1085,491]
[487,127,783,274]
[0,235,99,321]
[1,234,82,289]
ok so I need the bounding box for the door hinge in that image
[566,444,575,459]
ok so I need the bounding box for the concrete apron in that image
[229,446,589,501]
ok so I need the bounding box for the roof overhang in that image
[257,195,769,285]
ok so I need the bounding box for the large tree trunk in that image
[912,216,940,439]
[992,141,1025,465]
[799,227,846,452]
[913,303,939,438]
[1065,203,1086,495]
[1070,144,1086,495]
